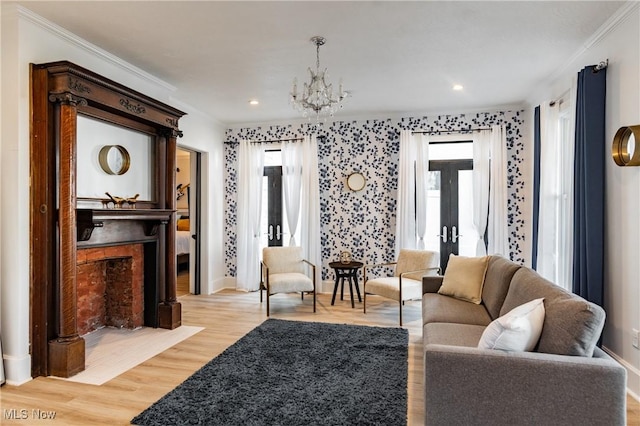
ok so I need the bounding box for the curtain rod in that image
[250,137,303,145]
[224,136,325,145]
[593,59,608,72]
[412,127,491,135]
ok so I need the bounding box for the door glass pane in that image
[429,142,472,160]
[260,152,301,251]
[457,170,478,257]
[425,171,441,253]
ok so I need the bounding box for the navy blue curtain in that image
[531,106,541,270]
[573,65,606,307]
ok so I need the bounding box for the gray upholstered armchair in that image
[260,246,316,316]
[364,249,439,326]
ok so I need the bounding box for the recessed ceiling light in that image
[249,99,259,105]
[452,84,464,91]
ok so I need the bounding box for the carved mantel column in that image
[48,92,86,377]
[158,128,183,329]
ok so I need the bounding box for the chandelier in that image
[290,36,347,119]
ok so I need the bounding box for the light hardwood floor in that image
[1,290,638,425]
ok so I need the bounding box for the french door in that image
[425,159,476,272]
[263,166,283,247]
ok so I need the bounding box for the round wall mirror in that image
[612,125,640,166]
[347,172,366,191]
[99,145,131,175]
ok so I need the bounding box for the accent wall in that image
[224,110,527,287]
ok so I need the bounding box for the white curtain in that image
[300,135,322,285]
[236,140,264,291]
[472,130,491,256]
[537,86,575,290]
[487,125,509,257]
[282,140,303,246]
[395,130,417,255]
[537,102,560,281]
[415,134,430,249]
[396,130,429,254]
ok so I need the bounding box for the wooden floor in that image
[176,270,189,297]
[1,290,639,425]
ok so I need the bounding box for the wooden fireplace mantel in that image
[30,61,186,378]
[77,208,173,242]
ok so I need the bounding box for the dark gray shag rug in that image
[131,319,408,426]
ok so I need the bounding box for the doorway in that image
[263,165,284,247]
[176,147,202,295]
[423,140,478,273]
[259,149,300,251]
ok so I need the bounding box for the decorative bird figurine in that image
[126,194,140,209]
[105,192,125,208]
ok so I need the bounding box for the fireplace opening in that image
[77,244,144,336]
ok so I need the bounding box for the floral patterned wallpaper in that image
[224,110,526,283]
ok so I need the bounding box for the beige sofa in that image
[421,255,627,425]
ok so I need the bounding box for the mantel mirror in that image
[347,172,366,191]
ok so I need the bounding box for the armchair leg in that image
[313,290,316,313]
[363,288,367,314]
[399,300,403,327]
[266,292,270,317]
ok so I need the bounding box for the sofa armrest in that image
[422,276,443,294]
[424,344,627,426]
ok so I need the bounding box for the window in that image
[537,95,574,290]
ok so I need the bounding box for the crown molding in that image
[16,5,176,93]
[547,1,639,87]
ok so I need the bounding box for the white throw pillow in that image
[478,298,545,352]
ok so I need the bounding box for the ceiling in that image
[16,1,626,125]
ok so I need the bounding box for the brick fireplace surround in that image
[76,244,144,336]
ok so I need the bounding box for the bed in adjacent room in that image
[176,218,190,269]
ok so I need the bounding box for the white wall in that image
[527,3,640,398]
[0,4,225,384]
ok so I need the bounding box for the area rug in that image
[58,325,203,385]
[132,319,408,426]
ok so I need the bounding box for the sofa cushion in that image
[502,268,605,357]
[423,293,493,327]
[424,322,486,347]
[481,256,522,320]
[478,298,545,352]
[437,255,489,304]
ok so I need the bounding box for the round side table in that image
[329,261,363,308]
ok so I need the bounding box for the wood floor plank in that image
[0,290,638,425]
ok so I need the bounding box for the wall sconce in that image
[611,125,639,166]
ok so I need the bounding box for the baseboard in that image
[3,353,32,386]
[210,277,234,293]
[602,345,640,402]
